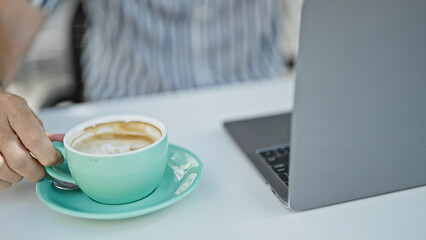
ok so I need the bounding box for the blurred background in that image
[9,0,302,112]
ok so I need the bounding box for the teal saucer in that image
[36,144,203,220]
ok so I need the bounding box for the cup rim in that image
[63,115,167,157]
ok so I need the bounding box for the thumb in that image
[46,133,65,166]
[47,133,65,142]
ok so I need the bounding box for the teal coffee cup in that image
[45,115,168,204]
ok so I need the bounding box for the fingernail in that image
[54,150,64,166]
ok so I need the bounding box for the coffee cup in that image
[45,115,168,204]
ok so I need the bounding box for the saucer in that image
[36,144,203,220]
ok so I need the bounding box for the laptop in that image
[224,0,426,211]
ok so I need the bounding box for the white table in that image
[2,75,426,240]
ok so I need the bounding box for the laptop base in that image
[224,113,292,204]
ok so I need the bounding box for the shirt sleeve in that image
[27,0,64,15]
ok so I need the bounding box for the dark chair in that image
[41,1,86,108]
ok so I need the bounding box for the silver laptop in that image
[224,0,426,211]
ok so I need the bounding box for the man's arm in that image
[0,0,46,90]
[0,0,62,190]
[280,0,303,68]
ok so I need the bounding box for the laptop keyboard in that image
[258,145,290,186]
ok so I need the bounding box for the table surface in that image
[1,75,426,240]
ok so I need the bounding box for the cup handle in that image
[44,141,77,185]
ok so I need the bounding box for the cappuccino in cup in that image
[45,115,169,204]
[71,121,162,155]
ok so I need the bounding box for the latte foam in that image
[71,121,162,155]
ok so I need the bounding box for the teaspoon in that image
[52,178,80,190]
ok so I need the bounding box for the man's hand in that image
[0,92,62,189]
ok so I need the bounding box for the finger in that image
[0,179,12,190]
[29,109,44,127]
[47,133,65,142]
[7,102,62,167]
[46,133,65,166]
[0,127,45,182]
[0,153,23,183]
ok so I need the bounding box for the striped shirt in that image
[32,0,289,101]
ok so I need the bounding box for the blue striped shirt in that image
[31,0,288,101]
